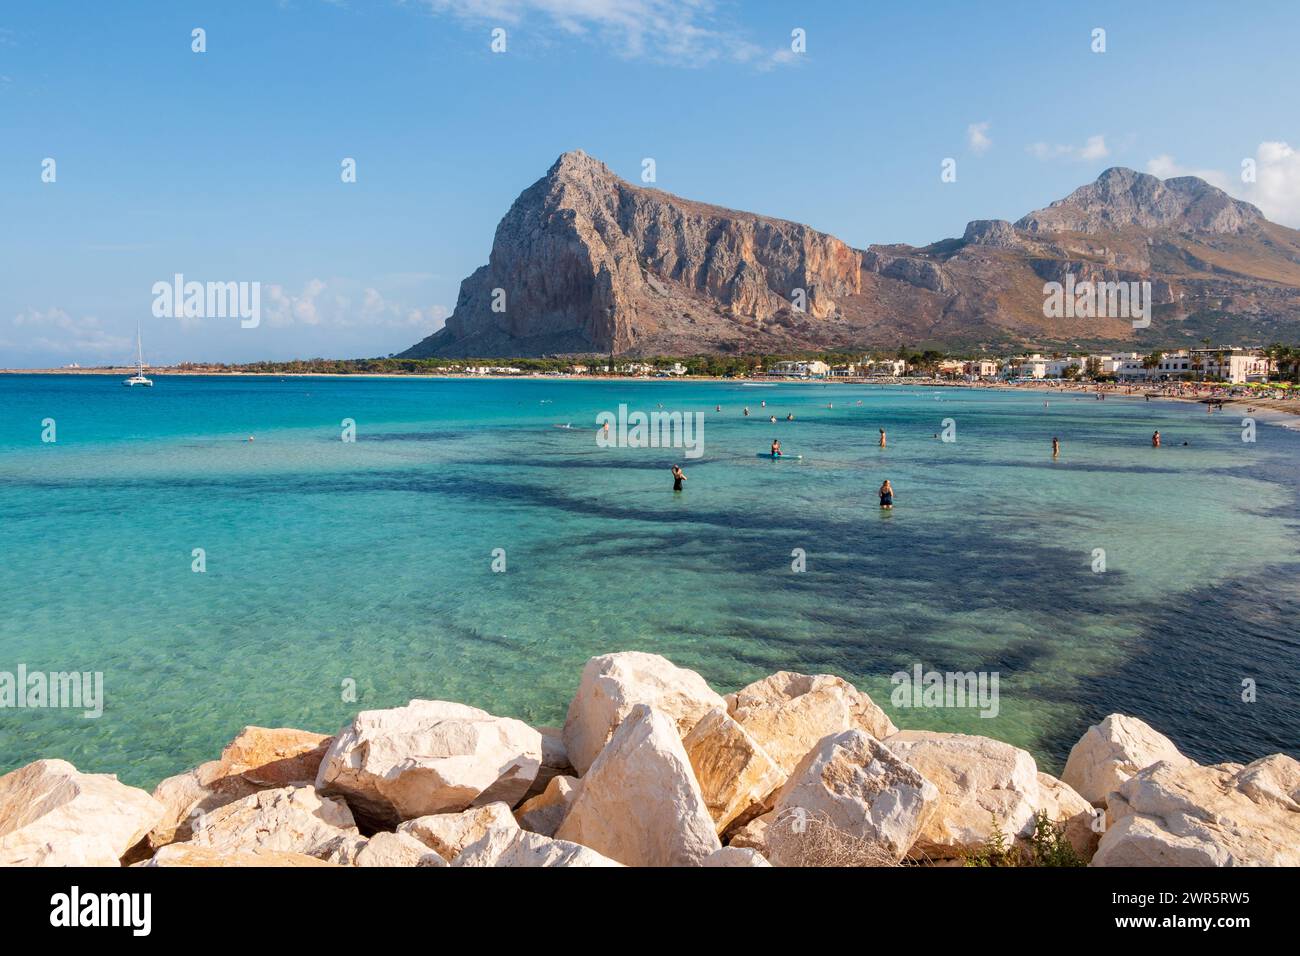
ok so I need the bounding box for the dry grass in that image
[764,809,902,868]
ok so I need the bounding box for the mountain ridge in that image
[402,151,1300,358]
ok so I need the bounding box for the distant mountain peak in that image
[548,148,613,179]
[1016,166,1264,235]
[398,151,1300,359]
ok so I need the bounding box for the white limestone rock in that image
[1062,714,1191,805]
[355,830,449,867]
[727,671,897,776]
[557,703,721,866]
[562,652,727,775]
[883,730,1040,860]
[397,801,519,862]
[0,759,164,867]
[1093,755,1300,867]
[316,699,542,826]
[456,828,623,867]
[767,729,937,866]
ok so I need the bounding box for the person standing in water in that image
[1052,436,1060,459]
[879,479,894,510]
[671,464,687,491]
[879,428,887,448]
[1152,430,1161,448]
[771,439,781,457]
[743,407,750,417]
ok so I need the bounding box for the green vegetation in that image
[170,340,1299,382]
[964,811,1085,868]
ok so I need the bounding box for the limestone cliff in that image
[402,153,1300,357]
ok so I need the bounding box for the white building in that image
[1086,352,1140,376]
[963,359,1000,378]
[1008,354,1049,378]
[1190,348,1272,384]
[863,359,907,376]
[769,360,830,378]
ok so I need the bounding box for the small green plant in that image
[964,811,1084,867]
[1024,810,1085,867]
[964,816,1014,867]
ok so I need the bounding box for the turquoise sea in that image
[2,374,1298,788]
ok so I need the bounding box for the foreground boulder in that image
[557,704,721,866]
[456,828,623,867]
[515,775,581,837]
[0,759,164,867]
[1093,755,1300,866]
[884,730,1039,860]
[187,784,363,863]
[355,831,449,867]
[562,652,727,775]
[149,726,331,847]
[142,844,337,867]
[398,802,518,862]
[1062,714,1191,805]
[702,846,771,867]
[767,729,937,866]
[683,707,785,833]
[727,672,897,776]
[316,700,542,826]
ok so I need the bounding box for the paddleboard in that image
[756,453,803,460]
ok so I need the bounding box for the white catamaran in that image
[123,325,153,387]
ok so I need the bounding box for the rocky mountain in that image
[402,152,1300,358]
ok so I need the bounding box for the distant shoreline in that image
[5,366,1298,422]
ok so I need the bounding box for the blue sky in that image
[2,0,1298,366]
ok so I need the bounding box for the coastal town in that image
[27,342,1296,386]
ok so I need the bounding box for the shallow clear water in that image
[2,374,1298,788]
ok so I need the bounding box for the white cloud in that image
[10,308,131,357]
[262,278,448,333]
[419,0,794,67]
[1245,141,1300,227]
[1028,134,1109,162]
[1144,154,1231,189]
[1145,142,1300,228]
[967,122,991,155]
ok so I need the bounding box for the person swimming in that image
[1152,430,1161,448]
[769,415,777,423]
[671,464,686,491]
[786,413,794,421]
[771,439,781,457]
[743,407,750,417]
[879,479,894,510]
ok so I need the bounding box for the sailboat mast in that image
[137,324,144,375]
